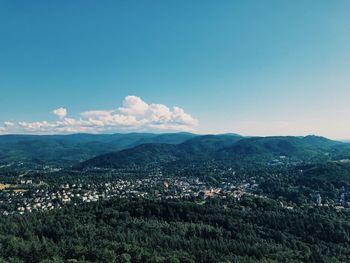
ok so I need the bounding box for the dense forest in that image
[1,197,350,263]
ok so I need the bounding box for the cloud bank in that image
[0,96,198,134]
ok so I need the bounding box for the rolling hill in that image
[79,135,347,169]
[0,132,196,166]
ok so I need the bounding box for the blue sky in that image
[1,1,350,139]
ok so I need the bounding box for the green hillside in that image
[79,135,346,169]
[0,133,196,166]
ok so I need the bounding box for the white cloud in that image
[119,95,149,116]
[4,122,14,127]
[2,96,198,134]
[52,107,67,119]
[147,104,172,123]
[172,106,198,126]
[19,121,56,132]
[0,122,15,134]
[80,110,114,119]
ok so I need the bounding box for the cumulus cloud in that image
[0,96,198,134]
[4,122,14,127]
[119,96,149,116]
[52,107,67,119]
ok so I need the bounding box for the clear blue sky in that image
[1,1,350,139]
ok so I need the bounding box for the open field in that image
[0,183,11,190]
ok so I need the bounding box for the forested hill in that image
[79,135,347,169]
[1,197,350,262]
[0,132,196,166]
[1,132,348,168]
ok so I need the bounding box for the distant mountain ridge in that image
[1,132,348,168]
[79,134,346,169]
[0,132,197,166]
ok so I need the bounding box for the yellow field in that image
[0,183,11,190]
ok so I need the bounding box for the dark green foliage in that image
[179,134,243,156]
[79,144,182,169]
[0,197,349,262]
[218,135,340,158]
[259,162,350,203]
